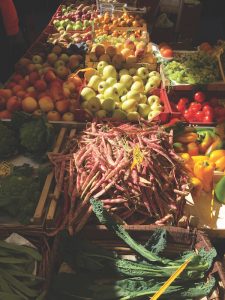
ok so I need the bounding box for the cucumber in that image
[215,176,225,204]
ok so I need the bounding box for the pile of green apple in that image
[81,62,162,121]
[53,19,92,32]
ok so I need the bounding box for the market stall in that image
[0,0,225,298]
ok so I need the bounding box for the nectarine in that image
[47,110,61,121]
[62,112,75,122]
[39,96,54,112]
[55,99,70,114]
[0,89,12,99]
[34,80,47,92]
[22,96,38,113]
[0,110,12,119]
[6,96,21,112]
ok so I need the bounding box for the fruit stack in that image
[80,62,165,122]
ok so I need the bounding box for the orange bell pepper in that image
[193,160,215,193]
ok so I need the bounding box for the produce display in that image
[163,51,220,85]
[0,238,44,299]
[47,201,217,300]
[82,63,162,121]
[48,122,189,233]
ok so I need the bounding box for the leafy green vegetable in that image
[0,164,48,224]
[0,122,18,159]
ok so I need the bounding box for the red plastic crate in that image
[162,88,225,125]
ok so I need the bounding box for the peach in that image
[47,110,61,121]
[121,48,133,59]
[99,54,111,63]
[0,110,12,119]
[56,66,69,79]
[39,96,54,112]
[38,92,49,100]
[47,53,58,65]
[62,112,75,122]
[27,63,36,73]
[29,72,40,84]
[95,44,105,58]
[6,96,21,112]
[0,89,12,99]
[135,48,145,59]
[18,79,29,89]
[34,79,47,92]
[68,75,83,89]
[106,46,117,58]
[22,96,38,113]
[55,99,70,114]
[26,86,37,98]
[124,40,136,51]
[112,54,125,68]
[126,55,137,64]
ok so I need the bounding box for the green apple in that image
[129,67,137,76]
[97,61,109,74]
[151,102,163,111]
[74,24,82,30]
[101,98,115,112]
[138,103,151,118]
[149,71,161,78]
[148,110,161,121]
[126,91,141,102]
[131,81,145,93]
[60,53,69,62]
[115,101,122,109]
[53,20,60,27]
[122,99,137,113]
[121,95,127,102]
[112,109,127,120]
[119,69,129,77]
[113,83,127,97]
[104,87,119,102]
[139,94,147,104]
[88,75,102,91]
[81,87,96,101]
[96,94,105,101]
[106,77,117,86]
[133,75,142,83]
[120,74,133,89]
[54,60,65,68]
[102,65,117,80]
[98,81,109,94]
[86,97,101,112]
[47,53,58,64]
[147,95,160,106]
[66,24,73,31]
[136,67,149,80]
[145,81,159,94]
[95,109,107,118]
[127,111,140,122]
[147,75,161,87]
[32,55,43,64]
[81,101,88,109]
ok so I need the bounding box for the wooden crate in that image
[48,225,225,300]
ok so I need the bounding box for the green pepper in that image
[197,130,215,154]
[173,142,186,153]
[215,175,225,204]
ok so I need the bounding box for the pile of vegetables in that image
[0,238,44,299]
[0,164,50,224]
[48,122,189,233]
[164,51,220,85]
[0,112,55,161]
[47,200,217,300]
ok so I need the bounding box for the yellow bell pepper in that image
[209,149,225,163]
[192,156,210,163]
[215,156,225,172]
[193,160,215,193]
[176,132,198,144]
[190,177,203,197]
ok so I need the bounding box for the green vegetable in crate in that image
[0,164,49,224]
[0,122,18,159]
[215,175,225,204]
[0,239,44,299]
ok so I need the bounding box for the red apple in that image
[6,96,21,112]
[19,79,29,89]
[0,110,12,119]
[12,73,23,83]
[18,57,31,66]
[5,82,16,89]
[12,85,23,94]
[16,90,27,99]
[0,89,13,99]
[44,70,57,82]
[56,99,70,114]
[0,96,6,110]
[22,96,38,113]
[27,63,36,73]
[28,71,40,84]
[39,96,54,112]
[26,86,37,98]
[47,110,61,121]
[34,79,47,92]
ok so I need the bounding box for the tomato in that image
[189,102,202,113]
[195,111,205,122]
[160,48,173,58]
[194,92,206,103]
[176,103,185,112]
[187,142,199,156]
[178,97,189,106]
[184,109,196,122]
[203,115,213,123]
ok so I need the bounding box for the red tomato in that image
[176,103,185,112]
[178,97,189,106]
[195,111,205,122]
[194,92,206,103]
[189,102,202,113]
[184,109,196,122]
[203,115,213,123]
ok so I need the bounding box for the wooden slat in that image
[32,128,67,224]
[46,129,77,225]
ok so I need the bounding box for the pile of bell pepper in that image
[169,123,225,198]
